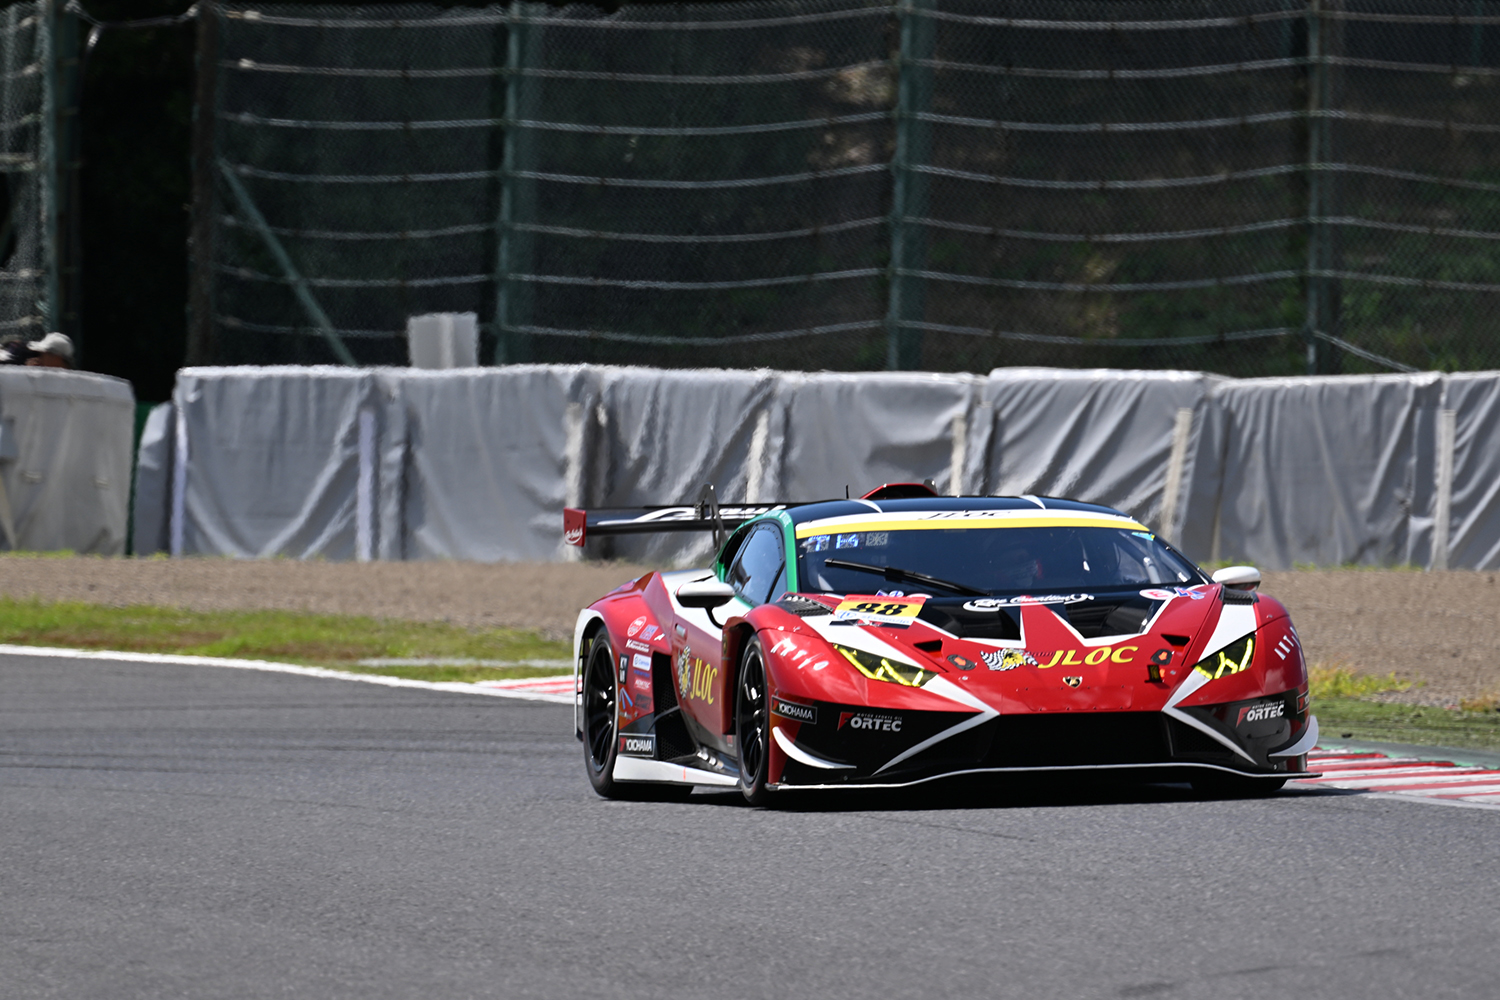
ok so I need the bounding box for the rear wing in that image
[562,482,938,548]
[564,485,786,549]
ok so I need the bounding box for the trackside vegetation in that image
[1310,665,1500,753]
[0,598,570,682]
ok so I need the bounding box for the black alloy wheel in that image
[582,632,623,797]
[735,635,774,806]
[582,631,694,802]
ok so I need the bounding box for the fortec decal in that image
[839,711,902,732]
[964,594,1091,611]
[1033,645,1139,667]
[1238,701,1286,726]
[982,648,1038,671]
[771,697,818,724]
[627,616,648,637]
[618,733,655,756]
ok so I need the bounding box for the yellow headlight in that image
[1193,635,1254,680]
[833,644,934,687]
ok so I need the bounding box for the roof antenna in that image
[845,485,850,499]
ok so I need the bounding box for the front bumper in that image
[769,692,1315,788]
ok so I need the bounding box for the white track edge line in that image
[0,644,574,704]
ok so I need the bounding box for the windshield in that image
[796,524,1204,596]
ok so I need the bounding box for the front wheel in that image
[735,636,775,806]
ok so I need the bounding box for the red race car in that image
[565,485,1317,804]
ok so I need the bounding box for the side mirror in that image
[677,580,737,628]
[677,580,736,609]
[1212,565,1261,591]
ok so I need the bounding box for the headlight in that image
[833,644,934,687]
[1193,635,1254,680]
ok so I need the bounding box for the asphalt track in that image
[5,653,1500,1000]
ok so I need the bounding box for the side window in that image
[728,524,787,606]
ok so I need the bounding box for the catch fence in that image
[197,0,1500,375]
[0,1,77,343]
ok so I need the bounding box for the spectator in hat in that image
[24,332,72,368]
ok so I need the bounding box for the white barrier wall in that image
[133,365,1500,570]
[0,367,134,554]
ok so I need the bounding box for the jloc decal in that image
[838,711,902,732]
[618,733,655,757]
[1034,645,1138,667]
[771,697,818,724]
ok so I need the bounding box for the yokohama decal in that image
[771,697,817,724]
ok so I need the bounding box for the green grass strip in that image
[1314,697,1500,753]
[0,598,571,683]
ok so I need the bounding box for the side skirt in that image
[613,756,739,787]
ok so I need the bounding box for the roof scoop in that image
[1211,565,1261,592]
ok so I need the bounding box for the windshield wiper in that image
[822,558,987,597]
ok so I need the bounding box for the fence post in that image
[187,2,220,365]
[493,1,538,366]
[885,0,934,371]
[38,0,58,334]
[1302,0,1340,375]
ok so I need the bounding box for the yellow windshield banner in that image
[795,511,1142,538]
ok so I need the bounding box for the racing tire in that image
[1189,772,1288,798]
[581,632,692,802]
[735,635,775,807]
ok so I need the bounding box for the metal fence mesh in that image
[203,0,1500,375]
[0,3,49,337]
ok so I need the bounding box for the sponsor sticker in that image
[564,525,585,546]
[832,598,926,625]
[963,594,1092,611]
[632,653,651,672]
[1139,588,1176,601]
[804,534,831,553]
[864,532,889,547]
[1063,676,1083,688]
[677,648,718,705]
[631,673,652,695]
[627,639,651,653]
[1237,700,1286,726]
[618,733,656,757]
[627,616,647,637]
[982,648,1038,671]
[771,697,818,724]
[1033,645,1138,668]
[835,533,860,549]
[641,624,659,640]
[838,711,902,732]
[1175,587,1207,600]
